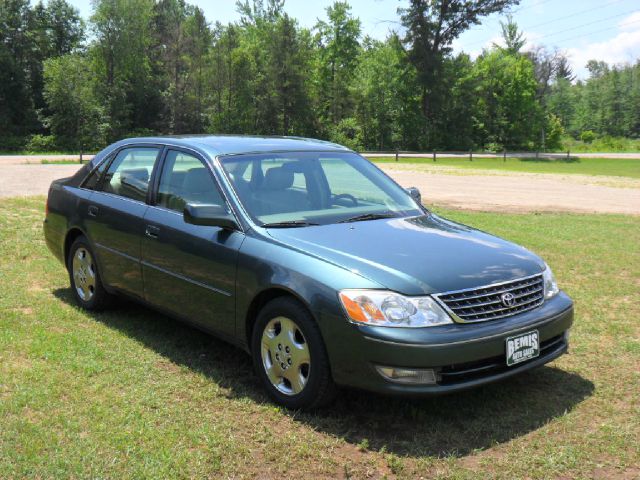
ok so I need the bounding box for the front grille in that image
[435,274,545,322]
[438,333,566,385]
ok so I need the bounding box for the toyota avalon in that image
[43,136,574,409]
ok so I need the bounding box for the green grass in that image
[561,135,640,153]
[0,150,96,156]
[40,159,88,165]
[367,156,640,179]
[1,197,639,479]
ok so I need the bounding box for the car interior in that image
[223,156,408,224]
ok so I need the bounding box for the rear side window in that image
[83,157,110,190]
[101,147,160,202]
[157,150,224,212]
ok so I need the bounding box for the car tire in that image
[67,236,113,311]
[251,297,337,410]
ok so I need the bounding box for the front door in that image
[84,146,161,299]
[141,149,244,336]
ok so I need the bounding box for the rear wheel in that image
[251,297,336,409]
[67,236,112,310]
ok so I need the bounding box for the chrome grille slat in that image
[435,274,545,322]
[455,297,542,317]
[449,286,544,311]
[439,277,542,302]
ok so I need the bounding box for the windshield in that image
[219,152,422,226]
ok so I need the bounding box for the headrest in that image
[167,170,186,188]
[281,161,305,173]
[262,167,294,190]
[121,168,149,182]
[183,168,212,193]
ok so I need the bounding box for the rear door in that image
[84,146,162,299]
[141,149,244,337]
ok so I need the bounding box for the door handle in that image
[145,225,160,239]
[88,205,99,217]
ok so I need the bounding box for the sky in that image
[68,0,640,80]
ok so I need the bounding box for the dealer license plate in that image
[506,330,540,366]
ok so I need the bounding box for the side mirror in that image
[406,187,422,204]
[183,203,239,230]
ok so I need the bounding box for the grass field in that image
[40,159,87,165]
[1,197,638,479]
[368,156,640,179]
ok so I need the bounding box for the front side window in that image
[220,152,421,225]
[101,147,160,202]
[157,150,224,212]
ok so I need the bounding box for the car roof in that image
[111,135,350,156]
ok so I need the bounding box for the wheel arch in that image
[244,286,315,350]
[63,227,87,268]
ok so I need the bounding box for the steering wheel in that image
[332,193,358,207]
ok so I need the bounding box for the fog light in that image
[375,366,437,385]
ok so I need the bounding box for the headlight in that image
[339,289,453,327]
[542,263,559,299]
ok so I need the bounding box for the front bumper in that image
[323,291,574,395]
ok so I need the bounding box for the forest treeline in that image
[1,0,639,152]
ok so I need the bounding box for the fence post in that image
[469,150,472,161]
[503,150,507,162]
[79,148,83,164]
[535,151,539,159]
[433,151,436,162]
[567,150,570,159]
[395,150,399,162]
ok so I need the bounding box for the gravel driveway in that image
[1,162,638,215]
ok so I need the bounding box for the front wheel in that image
[67,236,113,310]
[251,297,336,409]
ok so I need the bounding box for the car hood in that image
[265,214,545,295]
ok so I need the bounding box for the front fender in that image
[234,234,382,349]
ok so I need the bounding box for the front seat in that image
[253,166,311,215]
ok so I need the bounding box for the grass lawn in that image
[367,156,640,179]
[39,160,88,165]
[1,197,638,479]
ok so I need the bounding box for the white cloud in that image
[452,11,640,77]
[565,25,640,79]
[456,30,543,60]
[619,11,640,31]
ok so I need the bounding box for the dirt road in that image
[364,152,640,159]
[0,164,82,198]
[380,164,640,215]
[0,154,94,165]
[1,162,638,215]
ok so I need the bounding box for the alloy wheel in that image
[260,316,310,395]
[72,247,96,302]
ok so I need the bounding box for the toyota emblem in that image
[501,292,516,307]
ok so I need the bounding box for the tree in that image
[42,53,108,149]
[206,22,256,133]
[91,0,159,138]
[269,14,313,135]
[548,77,576,134]
[0,0,38,136]
[27,0,85,118]
[315,1,361,126]
[472,48,541,149]
[495,14,525,54]
[399,0,520,144]
[151,0,211,133]
[42,0,84,56]
[236,0,284,24]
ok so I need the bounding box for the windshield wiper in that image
[338,212,399,223]
[261,220,320,228]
